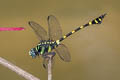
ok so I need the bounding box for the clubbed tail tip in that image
[95,13,107,24]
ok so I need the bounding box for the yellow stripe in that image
[63,36,66,39]
[54,45,56,48]
[56,40,60,45]
[98,18,102,21]
[89,22,92,25]
[48,46,51,52]
[80,26,84,29]
[72,30,75,33]
[95,19,98,23]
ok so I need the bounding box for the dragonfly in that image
[28,13,107,68]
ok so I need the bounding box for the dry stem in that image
[48,55,52,80]
[0,57,40,80]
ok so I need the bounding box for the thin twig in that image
[0,57,40,80]
[48,55,52,80]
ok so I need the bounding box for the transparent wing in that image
[28,21,48,40]
[55,44,71,62]
[47,15,63,40]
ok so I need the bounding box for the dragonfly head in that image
[29,48,37,58]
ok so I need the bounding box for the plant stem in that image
[48,55,52,80]
[0,57,40,80]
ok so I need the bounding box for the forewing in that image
[55,44,71,62]
[28,21,48,40]
[48,15,62,40]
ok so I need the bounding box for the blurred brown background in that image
[0,0,120,80]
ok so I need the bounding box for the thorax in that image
[36,40,58,54]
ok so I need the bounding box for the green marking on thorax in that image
[41,47,45,54]
[36,47,38,51]
[36,46,40,52]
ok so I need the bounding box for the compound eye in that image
[29,48,37,58]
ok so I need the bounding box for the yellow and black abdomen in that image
[59,13,107,42]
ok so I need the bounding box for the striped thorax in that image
[29,40,59,58]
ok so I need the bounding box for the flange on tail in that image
[91,13,107,24]
[59,13,107,43]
